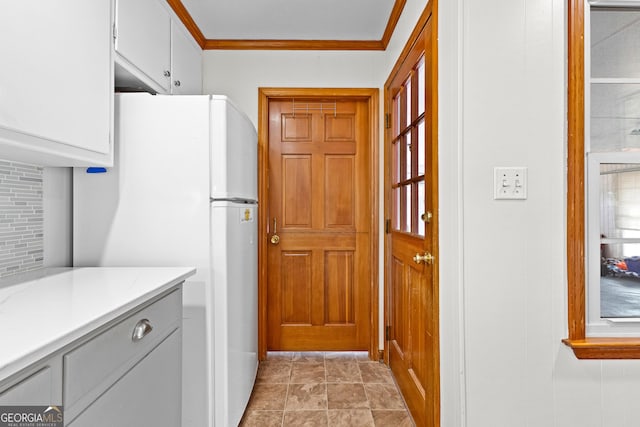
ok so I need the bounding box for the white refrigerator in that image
[73,93,258,427]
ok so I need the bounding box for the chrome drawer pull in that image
[131,319,153,342]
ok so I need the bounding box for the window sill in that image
[563,338,640,359]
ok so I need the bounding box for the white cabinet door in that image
[115,0,171,93]
[0,0,113,166]
[67,330,182,427]
[171,21,202,95]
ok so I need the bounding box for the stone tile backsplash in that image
[0,161,43,278]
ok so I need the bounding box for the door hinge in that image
[385,325,391,340]
[385,219,391,234]
[384,113,391,129]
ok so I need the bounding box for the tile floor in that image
[239,351,415,427]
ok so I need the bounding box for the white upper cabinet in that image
[115,0,172,93]
[0,0,113,166]
[171,21,203,95]
[115,0,202,95]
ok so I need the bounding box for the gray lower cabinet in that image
[0,286,182,426]
[67,330,181,427]
[0,362,61,406]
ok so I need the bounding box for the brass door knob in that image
[270,217,280,244]
[413,252,434,265]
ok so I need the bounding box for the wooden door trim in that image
[257,87,380,360]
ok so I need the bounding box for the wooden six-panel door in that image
[266,98,371,351]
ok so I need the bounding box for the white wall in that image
[460,0,564,425]
[43,168,72,268]
[459,0,640,426]
[204,0,640,426]
[202,50,385,126]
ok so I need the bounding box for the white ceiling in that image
[181,0,396,41]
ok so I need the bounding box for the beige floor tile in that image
[327,409,375,427]
[326,360,362,383]
[327,383,369,410]
[358,362,394,384]
[266,351,295,361]
[256,360,292,384]
[325,351,367,361]
[239,410,283,427]
[290,361,326,383]
[293,351,326,363]
[241,353,415,426]
[285,383,328,410]
[283,410,328,426]
[247,383,289,411]
[371,410,415,426]
[364,383,406,410]
[354,352,373,362]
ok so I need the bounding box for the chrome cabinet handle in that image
[174,80,181,87]
[131,319,153,342]
[163,70,171,77]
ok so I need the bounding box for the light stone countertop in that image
[0,267,195,381]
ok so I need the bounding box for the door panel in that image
[325,156,355,228]
[324,250,355,325]
[282,156,312,227]
[281,251,312,324]
[267,98,370,351]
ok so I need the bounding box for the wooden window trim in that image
[564,0,640,359]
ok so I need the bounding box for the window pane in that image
[392,141,400,185]
[418,180,425,236]
[417,58,425,116]
[393,187,400,230]
[405,136,412,180]
[391,94,400,138]
[591,9,640,79]
[405,78,412,128]
[591,83,640,152]
[404,184,412,233]
[599,164,640,318]
[418,120,425,176]
[601,241,640,318]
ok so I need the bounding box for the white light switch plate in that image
[494,167,527,200]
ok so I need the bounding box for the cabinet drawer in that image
[64,289,181,419]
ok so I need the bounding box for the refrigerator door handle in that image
[210,197,258,204]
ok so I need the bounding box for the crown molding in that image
[203,39,386,51]
[166,0,405,51]
[381,0,406,49]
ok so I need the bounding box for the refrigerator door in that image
[210,201,258,427]
[210,95,258,201]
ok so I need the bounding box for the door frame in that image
[257,87,380,360]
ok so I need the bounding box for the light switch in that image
[494,167,527,200]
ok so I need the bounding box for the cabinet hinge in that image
[112,23,118,42]
[385,219,391,234]
[385,325,391,341]
[384,113,391,129]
